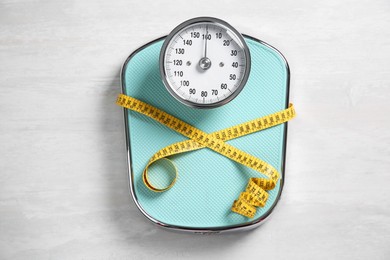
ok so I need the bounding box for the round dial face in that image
[160,17,251,108]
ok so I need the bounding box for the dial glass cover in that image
[160,17,251,108]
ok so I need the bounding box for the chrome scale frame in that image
[120,34,291,234]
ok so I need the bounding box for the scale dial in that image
[160,17,251,108]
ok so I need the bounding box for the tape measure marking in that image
[116,94,295,217]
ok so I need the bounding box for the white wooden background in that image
[1,0,389,259]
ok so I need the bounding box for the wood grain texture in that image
[0,0,389,259]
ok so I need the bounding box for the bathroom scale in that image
[117,17,295,233]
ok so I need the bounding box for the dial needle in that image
[204,25,208,58]
[199,25,212,70]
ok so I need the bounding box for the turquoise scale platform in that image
[121,35,290,231]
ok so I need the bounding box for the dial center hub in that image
[199,57,212,70]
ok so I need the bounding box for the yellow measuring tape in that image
[116,94,296,218]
